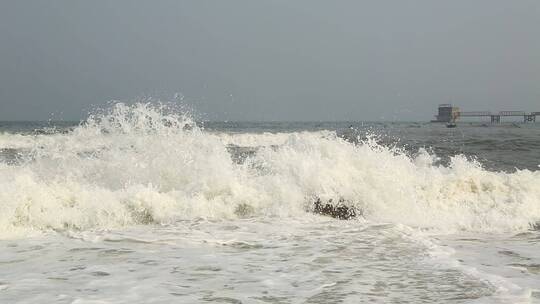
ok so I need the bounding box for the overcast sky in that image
[0,1,539,121]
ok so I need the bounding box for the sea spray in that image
[0,102,539,236]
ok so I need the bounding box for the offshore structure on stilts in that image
[431,104,538,124]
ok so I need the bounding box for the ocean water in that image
[0,103,539,303]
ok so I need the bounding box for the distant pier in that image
[431,104,539,124]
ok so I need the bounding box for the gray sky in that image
[1,1,539,121]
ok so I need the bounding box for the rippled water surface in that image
[0,220,506,303]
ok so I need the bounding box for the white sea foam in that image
[0,133,37,149]
[397,226,534,303]
[0,219,500,303]
[0,102,539,237]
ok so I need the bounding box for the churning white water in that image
[1,103,539,303]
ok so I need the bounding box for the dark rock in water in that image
[234,203,254,218]
[313,198,358,220]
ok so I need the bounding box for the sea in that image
[0,103,539,304]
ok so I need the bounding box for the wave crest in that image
[0,103,539,237]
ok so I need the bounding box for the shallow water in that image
[0,103,539,303]
[0,220,510,303]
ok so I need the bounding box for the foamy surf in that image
[0,102,539,237]
[1,102,540,303]
[0,219,534,303]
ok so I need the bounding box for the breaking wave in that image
[0,103,539,236]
